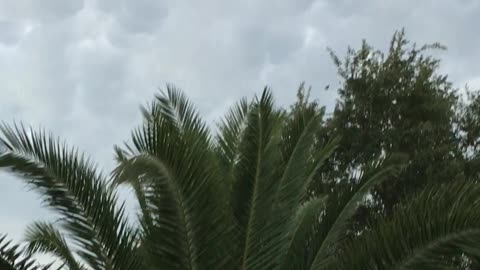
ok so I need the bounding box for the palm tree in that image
[1,87,480,269]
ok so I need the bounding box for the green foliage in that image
[0,124,141,270]
[113,87,232,270]
[0,31,479,270]
[24,222,83,270]
[337,180,480,269]
[321,30,470,227]
[0,235,51,270]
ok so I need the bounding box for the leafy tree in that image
[318,30,468,226]
[459,89,480,179]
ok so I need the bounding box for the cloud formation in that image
[0,0,479,256]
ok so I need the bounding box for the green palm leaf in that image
[0,124,141,270]
[216,97,250,174]
[309,153,408,269]
[281,196,328,270]
[338,179,480,270]
[24,221,83,270]
[228,89,285,270]
[274,102,338,269]
[113,86,233,270]
[0,234,51,270]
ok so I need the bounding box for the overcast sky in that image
[0,0,479,258]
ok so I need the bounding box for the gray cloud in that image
[0,20,27,45]
[0,0,84,22]
[96,0,168,34]
[0,0,479,262]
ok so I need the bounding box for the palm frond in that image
[113,86,233,270]
[0,124,141,270]
[0,234,50,270]
[275,112,322,206]
[281,196,328,270]
[338,179,480,270]
[113,145,154,233]
[24,221,83,270]
[216,97,250,173]
[227,89,287,270]
[309,153,408,269]
[273,109,337,269]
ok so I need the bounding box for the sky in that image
[0,0,479,263]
